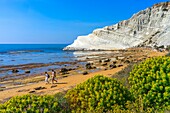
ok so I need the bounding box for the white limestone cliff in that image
[64,2,170,50]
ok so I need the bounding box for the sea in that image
[0,44,78,77]
[0,44,108,78]
[0,44,75,66]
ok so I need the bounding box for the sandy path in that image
[0,65,125,102]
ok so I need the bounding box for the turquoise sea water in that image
[0,44,104,77]
[0,44,75,66]
[0,44,80,77]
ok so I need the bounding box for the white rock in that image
[64,2,170,50]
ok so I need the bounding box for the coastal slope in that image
[64,2,170,50]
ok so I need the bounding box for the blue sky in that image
[0,0,166,44]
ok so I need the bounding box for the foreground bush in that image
[0,94,65,113]
[65,75,133,112]
[129,56,170,109]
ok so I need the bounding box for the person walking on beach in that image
[51,70,57,84]
[45,72,50,84]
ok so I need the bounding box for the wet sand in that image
[0,48,167,103]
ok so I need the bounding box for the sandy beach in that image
[0,48,167,103]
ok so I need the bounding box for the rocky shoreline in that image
[0,47,167,102]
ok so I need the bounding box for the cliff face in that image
[64,2,170,50]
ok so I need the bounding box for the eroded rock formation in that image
[64,2,170,50]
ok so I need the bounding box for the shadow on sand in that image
[55,82,67,84]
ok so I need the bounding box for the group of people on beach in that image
[44,70,58,84]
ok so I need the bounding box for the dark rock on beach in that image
[113,61,117,64]
[109,64,117,69]
[29,90,35,93]
[85,63,93,69]
[25,70,31,73]
[103,59,111,62]
[101,63,107,66]
[60,68,70,75]
[0,88,4,91]
[82,71,88,75]
[60,68,68,73]
[86,57,89,59]
[117,64,123,67]
[68,68,75,71]
[34,86,46,90]
[51,85,57,88]
[93,66,96,69]
[124,60,131,64]
[104,68,108,70]
[12,69,19,73]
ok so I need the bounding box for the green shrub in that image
[0,94,62,113]
[65,75,133,112]
[129,56,170,109]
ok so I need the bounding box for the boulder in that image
[129,55,133,58]
[101,63,107,66]
[60,68,68,73]
[103,59,111,62]
[109,64,117,69]
[82,71,88,75]
[93,66,96,69]
[51,85,57,88]
[124,60,131,64]
[104,68,108,70]
[60,68,69,75]
[117,64,123,67]
[113,61,117,64]
[12,69,19,73]
[61,72,69,75]
[99,60,102,63]
[25,70,31,73]
[86,57,89,59]
[29,90,35,93]
[34,87,46,90]
[85,63,93,69]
